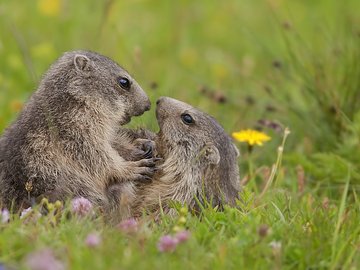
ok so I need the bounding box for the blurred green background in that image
[1,0,359,192]
[1,1,360,268]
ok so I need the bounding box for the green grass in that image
[0,0,359,269]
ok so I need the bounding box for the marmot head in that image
[40,50,150,125]
[155,97,240,207]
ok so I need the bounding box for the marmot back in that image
[132,97,241,216]
[0,50,155,211]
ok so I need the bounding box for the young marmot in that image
[0,50,156,211]
[123,97,241,218]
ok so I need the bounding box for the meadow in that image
[0,0,359,269]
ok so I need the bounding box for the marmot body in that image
[0,50,155,210]
[131,97,241,217]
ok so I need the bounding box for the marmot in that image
[0,50,156,211]
[111,97,241,219]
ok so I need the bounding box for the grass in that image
[0,0,359,269]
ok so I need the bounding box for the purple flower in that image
[71,197,93,217]
[85,232,102,247]
[174,230,191,243]
[157,235,179,253]
[25,249,65,270]
[117,218,138,234]
[20,207,33,219]
[19,207,41,223]
[1,209,10,223]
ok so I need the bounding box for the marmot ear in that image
[74,54,90,71]
[203,143,220,165]
[233,143,240,158]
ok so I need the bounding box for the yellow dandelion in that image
[232,129,271,146]
[37,0,61,17]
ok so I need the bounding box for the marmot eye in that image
[181,113,194,125]
[117,77,131,90]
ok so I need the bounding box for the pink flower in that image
[71,197,93,217]
[157,235,179,253]
[85,232,102,247]
[25,249,65,270]
[1,209,10,223]
[117,218,138,234]
[174,230,191,243]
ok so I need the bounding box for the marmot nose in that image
[145,103,151,111]
[156,97,165,106]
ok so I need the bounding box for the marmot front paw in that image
[132,139,156,160]
[131,158,160,182]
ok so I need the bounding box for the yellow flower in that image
[211,63,229,81]
[37,0,61,17]
[179,48,198,68]
[10,100,24,112]
[31,42,56,61]
[232,129,271,146]
[7,54,22,71]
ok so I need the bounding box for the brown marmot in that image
[111,97,241,219]
[0,50,156,211]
